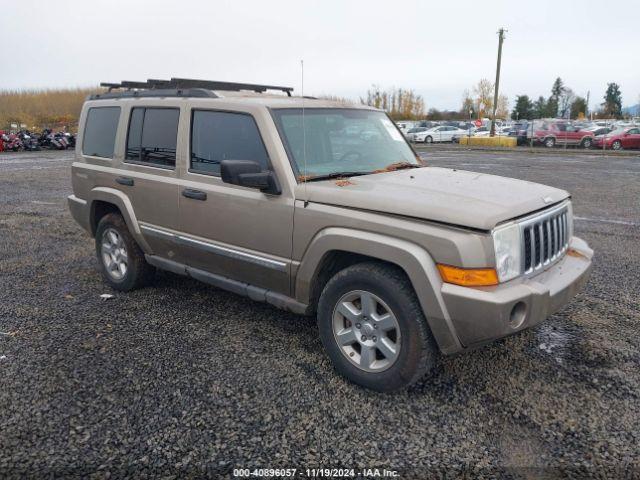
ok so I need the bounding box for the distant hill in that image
[622,104,640,116]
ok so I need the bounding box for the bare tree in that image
[473,79,494,118]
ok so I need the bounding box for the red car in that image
[533,121,595,148]
[592,127,640,150]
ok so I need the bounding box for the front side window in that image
[82,107,121,158]
[272,108,419,179]
[190,110,270,176]
[126,107,179,168]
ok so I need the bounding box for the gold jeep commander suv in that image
[68,78,593,391]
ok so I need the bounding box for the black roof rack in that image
[95,77,294,99]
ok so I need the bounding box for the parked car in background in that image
[592,127,640,150]
[533,122,595,148]
[415,125,468,143]
[585,126,612,137]
[404,126,429,142]
[396,121,418,134]
[509,122,531,145]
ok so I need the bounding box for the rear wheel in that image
[95,213,155,291]
[317,262,438,391]
[544,137,556,148]
[612,140,622,150]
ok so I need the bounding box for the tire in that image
[612,140,622,151]
[317,262,438,392]
[95,213,155,291]
[581,137,593,149]
[424,136,433,144]
[544,137,556,148]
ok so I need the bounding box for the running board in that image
[145,255,310,316]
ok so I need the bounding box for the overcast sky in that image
[2,0,639,110]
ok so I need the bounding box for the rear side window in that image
[82,107,120,158]
[190,110,269,176]
[126,107,180,168]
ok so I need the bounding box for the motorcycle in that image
[1,133,23,151]
[18,131,41,151]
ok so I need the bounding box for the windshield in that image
[607,128,626,136]
[272,108,420,179]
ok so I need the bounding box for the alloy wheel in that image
[332,290,401,373]
[101,228,128,281]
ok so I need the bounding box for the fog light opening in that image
[509,302,527,329]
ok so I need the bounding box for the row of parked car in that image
[398,119,640,150]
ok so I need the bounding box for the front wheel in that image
[424,136,433,144]
[317,262,438,391]
[95,213,155,291]
[544,137,556,148]
[581,137,593,149]
[612,140,622,150]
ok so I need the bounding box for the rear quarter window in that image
[82,107,121,158]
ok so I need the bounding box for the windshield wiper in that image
[301,171,373,182]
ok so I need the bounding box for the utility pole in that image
[490,28,506,137]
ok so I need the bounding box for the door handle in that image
[182,188,207,201]
[116,176,134,186]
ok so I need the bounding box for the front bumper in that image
[441,236,593,349]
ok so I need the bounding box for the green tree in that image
[511,95,534,120]
[551,77,565,98]
[570,96,588,119]
[602,83,623,118]
[532,96,547,118]
[427,108,443,120]
[545,77,565,117]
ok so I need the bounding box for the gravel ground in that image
[1,148,639,478]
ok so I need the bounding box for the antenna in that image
[301,59,308,206]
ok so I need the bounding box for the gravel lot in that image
[1,148,639,478]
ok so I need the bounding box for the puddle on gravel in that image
[534,323,576,365]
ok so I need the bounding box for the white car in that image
[415,126,469,143]
[404,126,430,142]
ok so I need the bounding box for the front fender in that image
[295,227,463,354]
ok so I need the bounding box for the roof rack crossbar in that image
[168,77,293,96]
[99,78,294,96]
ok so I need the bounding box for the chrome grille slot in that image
[521,204,570,275]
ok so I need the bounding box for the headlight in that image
[492,223,521,282]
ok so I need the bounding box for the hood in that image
[298,167,569,231]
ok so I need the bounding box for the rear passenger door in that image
[176,108,294,295]
[116,106,182,260]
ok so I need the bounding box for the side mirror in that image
[220,160,281,195]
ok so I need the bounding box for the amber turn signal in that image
[437,264,499,287]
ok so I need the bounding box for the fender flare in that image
[295,227,463,354]
[89,187,152,253]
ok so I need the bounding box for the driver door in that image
[176,108,294,295]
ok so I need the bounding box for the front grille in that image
[522,204,570,274]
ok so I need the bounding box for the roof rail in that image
[98,77,294,96]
